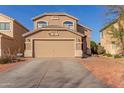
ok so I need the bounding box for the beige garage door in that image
[33,39,75,58]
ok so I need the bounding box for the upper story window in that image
[37,21,47,29]
[63,21,73,29]
[0,22,10,30]
[100,31,103,38]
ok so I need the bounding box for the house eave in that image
[0,13,29,32]
[23,27,84,38]
[32,12,78,21]
[100,17,119,32]
[78,23,92,31]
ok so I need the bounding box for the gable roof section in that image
[100,17,119,32]
[0,13,14,20]
[32,12,78,21]
[0,32,13,40]
[78,24,92,31]
[0,13,29,32]
[23,26,84,38]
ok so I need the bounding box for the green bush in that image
[0,57,13,64]
[114,55,122,58]
[90,41,98,54]
[103,53,113,57]
[106,53,113,57]
[97,45,106,55]
[103,53,106,56]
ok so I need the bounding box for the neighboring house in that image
[0,13,29,57]
[100,18,123,55]
[23,12,91,58]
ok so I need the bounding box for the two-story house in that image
[23,12,91,58]
[0,13,29,57]
[100,18,123,55]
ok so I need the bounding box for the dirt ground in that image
[80,56,124,88]
[0,58,31,72]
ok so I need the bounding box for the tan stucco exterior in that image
[33,14,77,31]
[24,30,83,57]
[100,19,123,55]
[0,14,14,37]
[24,12,91,58]
[0,13,29,57]
[77,24,90,54]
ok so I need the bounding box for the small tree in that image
[109,24,124,51]
[97,44,106,55]
[106,6,124,54]
[90,41,98,55]
[106,5,124,54]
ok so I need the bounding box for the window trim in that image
[111,41,117,49]
[37,21,48,29]
[0,22,10,30]
[63,21,74,30]
[100,31,103,38]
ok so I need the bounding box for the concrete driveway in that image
[0,58,109,88]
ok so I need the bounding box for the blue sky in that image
[0,5,112,43]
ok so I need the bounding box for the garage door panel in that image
[33,39,75,57]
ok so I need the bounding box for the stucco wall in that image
[0,35,2,56]
[33,15,77,31]
[13,21,29,54]
[0,19,29,57]
[24,30,83,57]
[1,36,14,56]
[77,24,91,54]
[100,22,122,55]
[84,29,90,49]
[0,15,13,37]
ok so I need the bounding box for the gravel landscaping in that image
[80,56,124,88]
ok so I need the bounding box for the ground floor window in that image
[112,41,116,49]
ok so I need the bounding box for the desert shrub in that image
[103,53,107,56]
[0,57,13,64]
[97,45,106,55]
[103,53,112,57]
[105,53,113,57]
[114,54,122,58]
